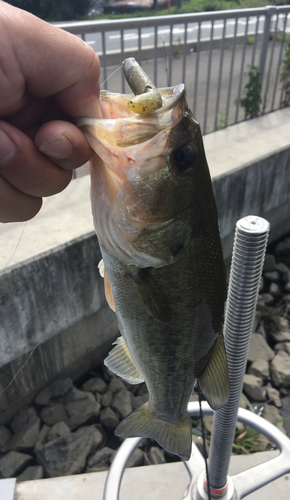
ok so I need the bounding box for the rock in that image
[102,365,114,382]
[99,407,119,428]
[262,403,286,434]
[132,393,149,410]
[137,384,148,396]
[86,446,114,472]
[17,465,44,482]
[270,351,290,388]
[269,317,290,343]
[258,293,275,307]
[239,395,249,409]
[111,389,133,419]
[1,415,41,453]
[95,393,102,404]
[60,386,95,404]
[64,397,101,430]
[0,451,33,478]
[47,422,71,442]
[148,447,166,465]
[259,276,265,293]
[82,377,107,394]
[127,448,144,467]
[264,271,280,283]
[275,342,290,355]
[248,334,275,362]
[108,377,126,393]
[275,237,290,255]
[34,425,51,452]
[269,282,282,297]
[35,424,103,477]
[40,403,68,426]
[263,254,276,272]
[0,426,11,447]
[280,388,289,397]
[10,407,37,433]
[248,359,270,380]
[101,390,113,407]
[243,374,266,401]
[256,322,267,338]
[275,262,290,276]
[35,378,73,406]
[285,282,290,293]
[266,387,282,408]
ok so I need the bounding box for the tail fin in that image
[115,403,192,461]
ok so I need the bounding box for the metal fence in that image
[55,5,290,134]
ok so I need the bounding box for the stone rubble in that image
[0,234,290,481]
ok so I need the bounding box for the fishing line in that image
[0,246,93,397]
[101,65,122,88]
[197,381,212,500]
[3,221,27,269]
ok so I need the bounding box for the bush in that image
[6,0,92,21]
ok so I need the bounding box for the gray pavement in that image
[14,450,290,500]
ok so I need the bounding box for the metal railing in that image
[55,5,290,134]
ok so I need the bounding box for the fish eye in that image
[172,145,195,173]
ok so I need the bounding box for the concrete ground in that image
[13,450,290,500]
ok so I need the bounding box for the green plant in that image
[246,35,255,45]
[173,37,183,58]
[280,36,290,107]
[214,111,227,131]
[239,65,262,119]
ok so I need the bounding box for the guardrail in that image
[54,6,290,133]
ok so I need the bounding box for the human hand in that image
[0,2,102,223]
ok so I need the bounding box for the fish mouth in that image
[78,84,192,268]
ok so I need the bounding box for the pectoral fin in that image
[195,332,229,410]
[104,336,144,384]
[129,269,172,324]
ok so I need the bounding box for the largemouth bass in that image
[78,60,229,461]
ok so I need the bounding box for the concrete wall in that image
[0,108,289,423]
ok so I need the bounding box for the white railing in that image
[54,6,290,133]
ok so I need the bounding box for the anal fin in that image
[195,332,229,410]
[115,402,192,461]
[104,336,144,384]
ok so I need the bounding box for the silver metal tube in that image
[259,7,275,86]
[235,16,249,123]
[182,23,188,85]
[169,25,173,87]
[214,19,226,130]
[193,22,201,116]
[203,20,214,134]
[121,30,125,94]
[154,26,158,85]
[101,31,107,89]
[225,17,238,126]
[208,215,270,492]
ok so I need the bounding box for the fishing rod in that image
[103,215,290,500]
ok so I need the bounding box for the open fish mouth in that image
[77,83,197,268]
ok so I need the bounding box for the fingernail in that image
[0,129,16,165]
[39,135,74,160]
